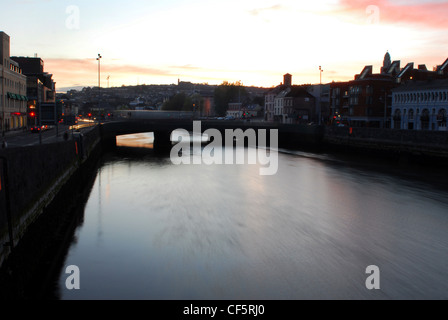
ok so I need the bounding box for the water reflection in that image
[55,133,448,300]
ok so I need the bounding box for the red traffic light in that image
[30,112,36,117]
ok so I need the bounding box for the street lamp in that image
[319,66,323,85]
[319,66,324,125]
[97,54,102,123]
[1,69,5,137]
[238,80,242,119]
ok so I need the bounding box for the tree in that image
[213,81,248,116]
[162,93,190,111]
[252,95,265,107]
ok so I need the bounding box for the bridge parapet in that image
[100,119,324,151]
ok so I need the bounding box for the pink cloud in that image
[44,58,173,87]
[338,0,448,29]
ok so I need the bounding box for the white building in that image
[1,32,28,133]
[391,79,448,131]
[273,87,290,123]
[227,102,243,118]
[265,74,292,122]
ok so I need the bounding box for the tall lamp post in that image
[238,80,242,119]
[97,54,102,123]
[319,66,324,125]
[1,66,5,137]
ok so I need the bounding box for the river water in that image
[56,132,448,300]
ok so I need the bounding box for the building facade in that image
[282,86,316,124]
[265,86,282,122]
[330,53,448,128]
[265,74,290,122]
[227,102,243,118]
[11,56,57,127]
[330,58,397,128]
[306,84,330,124]
[0,32,28,134]
[391,79,448,131]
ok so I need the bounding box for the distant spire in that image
[381,51,391,74]
[383,51,391,69]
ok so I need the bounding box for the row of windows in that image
[333,86,373,96]
[9,63,22,74]
[349,86,362,94]
[394,108,446,119]
[394,91,448,103]
[0,99,27,110]
[2,76,26,91]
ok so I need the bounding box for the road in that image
[2,121,97,148]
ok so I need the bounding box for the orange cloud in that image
[338,0,448,29]
[44,58,174,88]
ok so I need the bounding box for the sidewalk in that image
[2,128,28,138]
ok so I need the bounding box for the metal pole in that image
[97,54,102,125]
[55,101,58,137]
[1,65,5,137]
[384,91,387,129]
[239,81,241,119]
[319,66,323,125]
[1,156,14,251]
[38,102,42,145]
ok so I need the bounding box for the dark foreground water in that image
[55,133,448,300]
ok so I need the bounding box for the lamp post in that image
[238,80,242,119]
[97,54,102,123]
[319,66,324,125]
[1,66,5,137]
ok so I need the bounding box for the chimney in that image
[283,73,292,87]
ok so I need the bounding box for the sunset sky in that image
[1,0,448,92]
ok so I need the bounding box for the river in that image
[54,132,448,300]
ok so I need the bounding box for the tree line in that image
[162,81,257,116]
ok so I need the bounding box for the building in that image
[10,56,57,126]
[227,102,243,118]
[265,85,284,122]
[197,91,215,117]
[330,53,448,128]
[265,74,317,124]
[0,31,28,134]
[306,83,331,124]
[265,74,292,122]
[330,53,399,128]
[391,79,448,131]
[282,86,316,124]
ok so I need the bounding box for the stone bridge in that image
[101,111,324,151]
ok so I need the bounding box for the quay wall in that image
[0,127,101,267]
[323,126,448,162]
